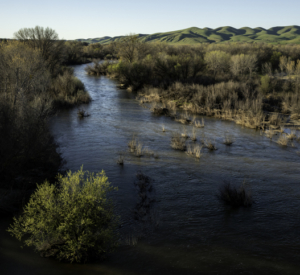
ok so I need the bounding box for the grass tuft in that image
[171,132,187,151]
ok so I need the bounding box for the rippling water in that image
[1,64,300,274]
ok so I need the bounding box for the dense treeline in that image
[86,36,300,128]
[0,27,92,212]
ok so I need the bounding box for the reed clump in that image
[186,144,203,159]
[286,130,297,140]
[117,154,124,165]
[171,132,187,151]
[265,129,276,139]
[191,127,197,141]
[77,108,90,118]
[223,134,234,145]
[181,127,189,139]
[204,139,217,150]
[276,134,289,146]
[194,118,205,128]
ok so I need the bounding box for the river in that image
[1,63,300,274]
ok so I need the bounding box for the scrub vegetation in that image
[0,26,92,213]
[85,34,300,135]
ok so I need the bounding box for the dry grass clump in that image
[181,127,189,139]
[186,144,203,158]
[171,132,187,151]
[223,133,234,145]
[117,154,124,165]
[268,112,282,126]
[175,112,191,124]
[218,181,253,207]
[191,127,197,141]
[204,138,217,150]
[128,137,158,158]
[193,144,203,158]
[77,108,90,118]
[186,144,193,156]
[276,134,289,146]
[286,130,297,140]
[264,129,275,139]
[150,102,169,116]
[162,124,166,132]
[143,147,159,159]
[194,118,205,128]
[135,142,143,157]
[128,136,143,156]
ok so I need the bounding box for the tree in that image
[117,34,150,63]
[204,50,231,77]
[14,26,65,76]
[230,54,257,77]
[8,167,118,263]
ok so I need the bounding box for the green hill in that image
[76,26,300,45]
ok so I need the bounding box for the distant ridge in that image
[76,26,300,45]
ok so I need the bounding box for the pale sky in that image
[1,0,299,40]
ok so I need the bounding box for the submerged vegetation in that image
[218,181,253,207]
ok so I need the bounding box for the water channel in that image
[1,63,300,274]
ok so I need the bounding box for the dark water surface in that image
[1,64,300,274]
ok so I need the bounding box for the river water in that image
[1,64,300,274]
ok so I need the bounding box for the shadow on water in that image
[1,63,300,274]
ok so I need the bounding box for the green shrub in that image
[8,167,118,263]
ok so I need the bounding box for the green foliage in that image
[8,167,118,263]
[261,75,270,94]
[51,70,91,106]
[76,25,300,45]
[270,51,282,70]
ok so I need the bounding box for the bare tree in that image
[116,34,151,63]
[14,26,65,76]
[204,50,231,77]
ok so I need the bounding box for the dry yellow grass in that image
[286,130,297,140]
[223,133,234,145]
[171,132,187,151]
[277,134,289,146]
[194,118,205,128]
[204,138,217,150]
[191,127,197,141]
[265,129,275,139]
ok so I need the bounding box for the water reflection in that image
[2,63,300,274]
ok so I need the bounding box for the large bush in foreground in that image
[8,167,118,263]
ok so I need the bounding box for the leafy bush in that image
[8,167,118,263]
[51,71,91,106]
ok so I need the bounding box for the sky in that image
[1,0,300,40]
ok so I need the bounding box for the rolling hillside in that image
[76,25,300,45]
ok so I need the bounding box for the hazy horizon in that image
[1,0,300,40]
